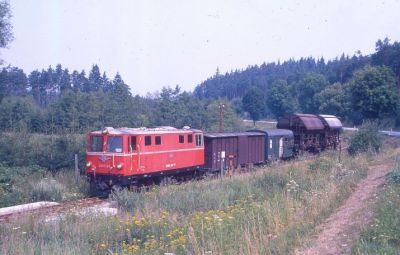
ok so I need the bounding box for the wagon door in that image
[279,137,284,158]
[128,136,137,174]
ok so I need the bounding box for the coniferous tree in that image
[87,65,102,92]
[59,68,71,92]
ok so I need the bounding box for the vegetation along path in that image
[295,158,396,255]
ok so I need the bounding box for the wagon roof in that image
[204,132,264,138]
[278,114,325,130]
[318,115,343,129]
[248,129,294,137]
[90,126,202,135]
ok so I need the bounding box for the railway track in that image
[0,197,107,222]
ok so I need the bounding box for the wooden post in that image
[74,154,79,183]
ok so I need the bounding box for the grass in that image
[351,161,400,255]
[0,148,396,255]
[0,165,88,207]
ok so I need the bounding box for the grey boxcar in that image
[249,129,294,161]
[203,132,265,171]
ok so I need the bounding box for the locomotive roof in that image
[248,129,294,137]
[204,132,264,138]
[317,115,343,129]
[90,126,202,135]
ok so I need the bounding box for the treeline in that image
[194,38,400,126]
[1,38,399,134]
[0,64,242,133]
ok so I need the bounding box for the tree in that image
[205,100,241,132]
[242,87,265,125]
[297,73,328,113]
[28,70,42,104]
[156,86,181,126]
[86,65,102,92]
[315,82,349,118]
[0,1,13,60]
[59,69,71,92]
[0,67,27,103]
[266,79,297,117]
[349,65,398,120]
[372,38,400,94]
[101,72,112,92]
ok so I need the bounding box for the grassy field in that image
[351,160,400,254]
[0,166,88,207]
[2,147,394,255]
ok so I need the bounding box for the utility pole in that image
[219,103,225,132]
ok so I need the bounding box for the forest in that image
[1,38,400,135]
[195,39,400,125]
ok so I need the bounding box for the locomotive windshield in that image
[107,136,123,153]
[90,136,103,152]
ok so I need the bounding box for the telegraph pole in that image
[219,103,225,132]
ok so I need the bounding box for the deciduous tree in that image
[242,87,265,125]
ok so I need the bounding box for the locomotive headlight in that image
[86,161,92,168]
[116,163,123,170]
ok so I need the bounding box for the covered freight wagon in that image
[277,113,325,153]
[203,132,265,172]
[318,114,342,149]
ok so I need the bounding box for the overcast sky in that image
[2,0,400,95]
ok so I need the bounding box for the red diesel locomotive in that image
[86,126,204,192]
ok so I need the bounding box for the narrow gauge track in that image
[0,197,106,222]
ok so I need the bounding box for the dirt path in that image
[295,159,395,255]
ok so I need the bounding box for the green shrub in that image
[348,121,382,156]
[387,161,400,184]
[0,132,86,171]
[0,165,46,207]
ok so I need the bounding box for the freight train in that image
[86,114,342,193]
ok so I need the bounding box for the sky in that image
[2,0,400,95]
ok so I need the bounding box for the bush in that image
[0,132,86,171]
[0,165,46,207]
[387,161,400,184]
[348,121,383,156]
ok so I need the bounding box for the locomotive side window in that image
[90,136,103,152]
[145,136,151,146]
[179,135,184,143]
[130,136,137,151]
[195,134,203,146]
[107,136,123,153]
[155,136,162,145]
[188,134,193,143]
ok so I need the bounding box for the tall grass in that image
[0,166,88,207]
